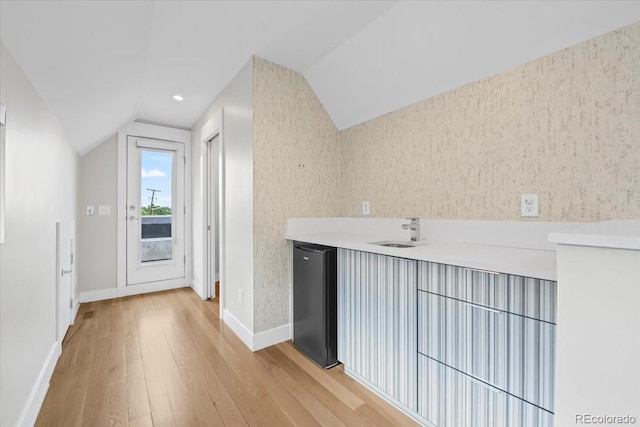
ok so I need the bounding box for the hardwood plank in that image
[80,336,111,426]
[164,318,248,427]
[126,356,151,421]
[129,414,154,427]
[262,346,383,427]
[104,379,129,427]
[36,287,417,427]
[176,292,295,427]
[254,347,347,427]
[276,341,365,410]
[129,413,153,427]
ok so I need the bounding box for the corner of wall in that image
[252,57,340,334]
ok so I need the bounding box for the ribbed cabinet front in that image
[417,260,556,427]
[337,248,418,411]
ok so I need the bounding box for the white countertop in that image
[548,219,640,250]
[288,232,557,281]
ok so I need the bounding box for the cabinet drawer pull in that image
[462,301,502,315]
[466,375,502,394]
[463,267,500,276]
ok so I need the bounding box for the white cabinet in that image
[418,355,553,427]
[336,251,557,426]
[337,248,418,411]
[417,261,556,426]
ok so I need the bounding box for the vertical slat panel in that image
[418,262,557,323]
[337,248,417,411]
[419,291,556,412]
[418,355,553,427]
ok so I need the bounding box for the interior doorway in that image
[205,134,220,299]
[200,109,224,320]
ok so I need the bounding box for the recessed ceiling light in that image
[173,94,184,101]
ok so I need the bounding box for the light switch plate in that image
[362,201,370,216]
[521,194,539,217]
[98,205,111,215]
[86,205,95,216]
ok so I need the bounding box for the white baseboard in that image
[78,287,118,303]
[17,341,61,427]
[117,280,189,297]
[253,322,291,351]
[191,280,203,299]
[221,309,291,352]
[222,309,254,350]
[78,281,190,304]
[71,299,80,324]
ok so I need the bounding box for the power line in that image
[146,188,161,214]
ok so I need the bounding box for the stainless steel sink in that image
[368,240,428,248]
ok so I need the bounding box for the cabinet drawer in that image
[418,291,555,412]
[418,261,557,323]
[418,354,553,427]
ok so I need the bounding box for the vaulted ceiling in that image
[1,1,639,155]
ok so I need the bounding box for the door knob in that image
[61,269,72,276]
[129,216,140,221]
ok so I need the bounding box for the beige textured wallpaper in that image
[340,23,640,221]
[253,57,340,332]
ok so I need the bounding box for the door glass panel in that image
[140,149,173,262]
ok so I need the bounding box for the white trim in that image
[116,122,192,296]
[78,287,118,303]
[78,280,189,303]
[253,323,291,351]
[17,341,61,427]
[71,299,80,324]
[222,309,254,350]
[222,309,291,351]
[191,279,203,297]
[119,280,189,297]
[200,109,223,303]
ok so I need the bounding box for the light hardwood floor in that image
[36,288,417,426]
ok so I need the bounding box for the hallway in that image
[35,288,416,426]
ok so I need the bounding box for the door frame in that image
[200,109,225,318]
[56,221,75,342]
[117,122,192,297]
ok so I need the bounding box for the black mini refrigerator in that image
[292,242,338,368]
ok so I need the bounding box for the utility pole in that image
[147,188,161,215]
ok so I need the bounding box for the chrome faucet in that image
[401,217,421,241]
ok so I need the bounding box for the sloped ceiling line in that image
[1,0,638,154]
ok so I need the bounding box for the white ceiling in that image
[1,1,639,155]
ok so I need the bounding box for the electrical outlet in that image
[238,289,243,305]
[362,201,370,216]
[521,194,539,217]
[98,205,111,215]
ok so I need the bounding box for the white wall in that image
[0,42,79,427]
[191,58,254,332]
[555,244,640,425]
[77,135,117,293]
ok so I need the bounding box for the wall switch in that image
[86,205,95,216]
[238,289,243,305]
[521,194,539,217]
[362,201,370,216]
[98,205,111,215]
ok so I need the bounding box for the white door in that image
[56,221,74,342]
[126,137,185,285]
